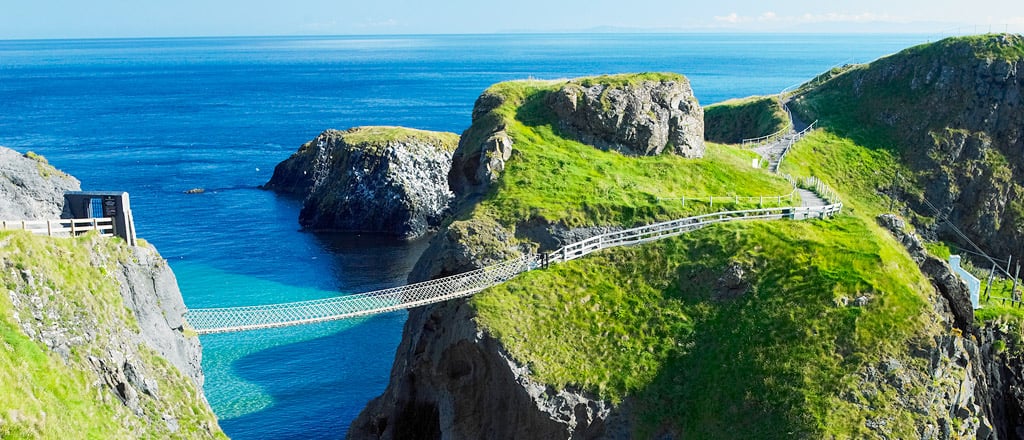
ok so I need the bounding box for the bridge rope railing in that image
[185,254,539,334]
[186,199,842,334]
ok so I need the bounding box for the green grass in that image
[572,72,689,89]
[779,130,912,218]
[474,215,933,438]
[791,34,1024,151]
[340,126,460,153]
[468,79,795,228]
[23,151,69,180]
[704,95,790,144]
[0,231,224,439]
[906,33,1024,61]
[924,241,952,260]
[459,73,947,437]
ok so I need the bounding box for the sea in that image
[0,33,931,438]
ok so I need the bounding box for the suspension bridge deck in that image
[185,200,842,335]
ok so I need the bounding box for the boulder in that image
[547,75,705,157]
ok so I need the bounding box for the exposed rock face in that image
[449,74,705,202]
[878,214,975,332]
[264,127,459,239]
[878,213,1024,439]
[0,147,80,219]
[448,91,515,201]
[547,76,704,157]
[795,34,1024,258]
[115,244,204,386]
[349,218,626,440]
[978,321,1024,439]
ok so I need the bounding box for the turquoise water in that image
[0,33,930,438]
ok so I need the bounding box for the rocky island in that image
[264,126,459,239]
[0,148,223,438]
[339,37,1024,440]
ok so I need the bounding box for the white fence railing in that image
[0,217,115,238]
[741,123,793,147]
[741,96,794,147]
[659,190,798,208]
[770,120,817,173]
[548,204,841,264]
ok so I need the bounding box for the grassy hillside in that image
[788,33,1024,322]
[791,34,1024,149]
[703,95,790,144]
[464,77,797,229]
[444,73,963,437]
[0,231,224,439]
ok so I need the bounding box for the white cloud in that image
[714,13,744,24]
[714,11,908,26]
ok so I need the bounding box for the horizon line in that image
[1,29,1005,43]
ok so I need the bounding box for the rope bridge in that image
[186,201,842,335]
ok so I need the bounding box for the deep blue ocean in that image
[0,34,930,438]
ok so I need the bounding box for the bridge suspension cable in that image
[186,197,842,335]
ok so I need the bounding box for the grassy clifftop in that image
[0,232,223,439]
[316,126,460,155]
[458,76,795,229]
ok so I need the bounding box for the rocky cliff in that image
[547,74,704,157]
[792,34,1024,258]
[264,126,459,239]
[449,73,705,203]
[348,216,622,440]
[0,147,221,438]
[0,147,80,219]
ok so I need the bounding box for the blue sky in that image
[3,0,1023,39]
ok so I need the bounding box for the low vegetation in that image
[339,126,460,153]
[0,231,224,439]
[703,95,790,144]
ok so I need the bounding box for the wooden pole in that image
[984,262,996,302]
[1013,261,1021,301]
[889,170,900,212]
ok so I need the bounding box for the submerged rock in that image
[263,126,459,239]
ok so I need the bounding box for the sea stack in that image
[263,126,460,239]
